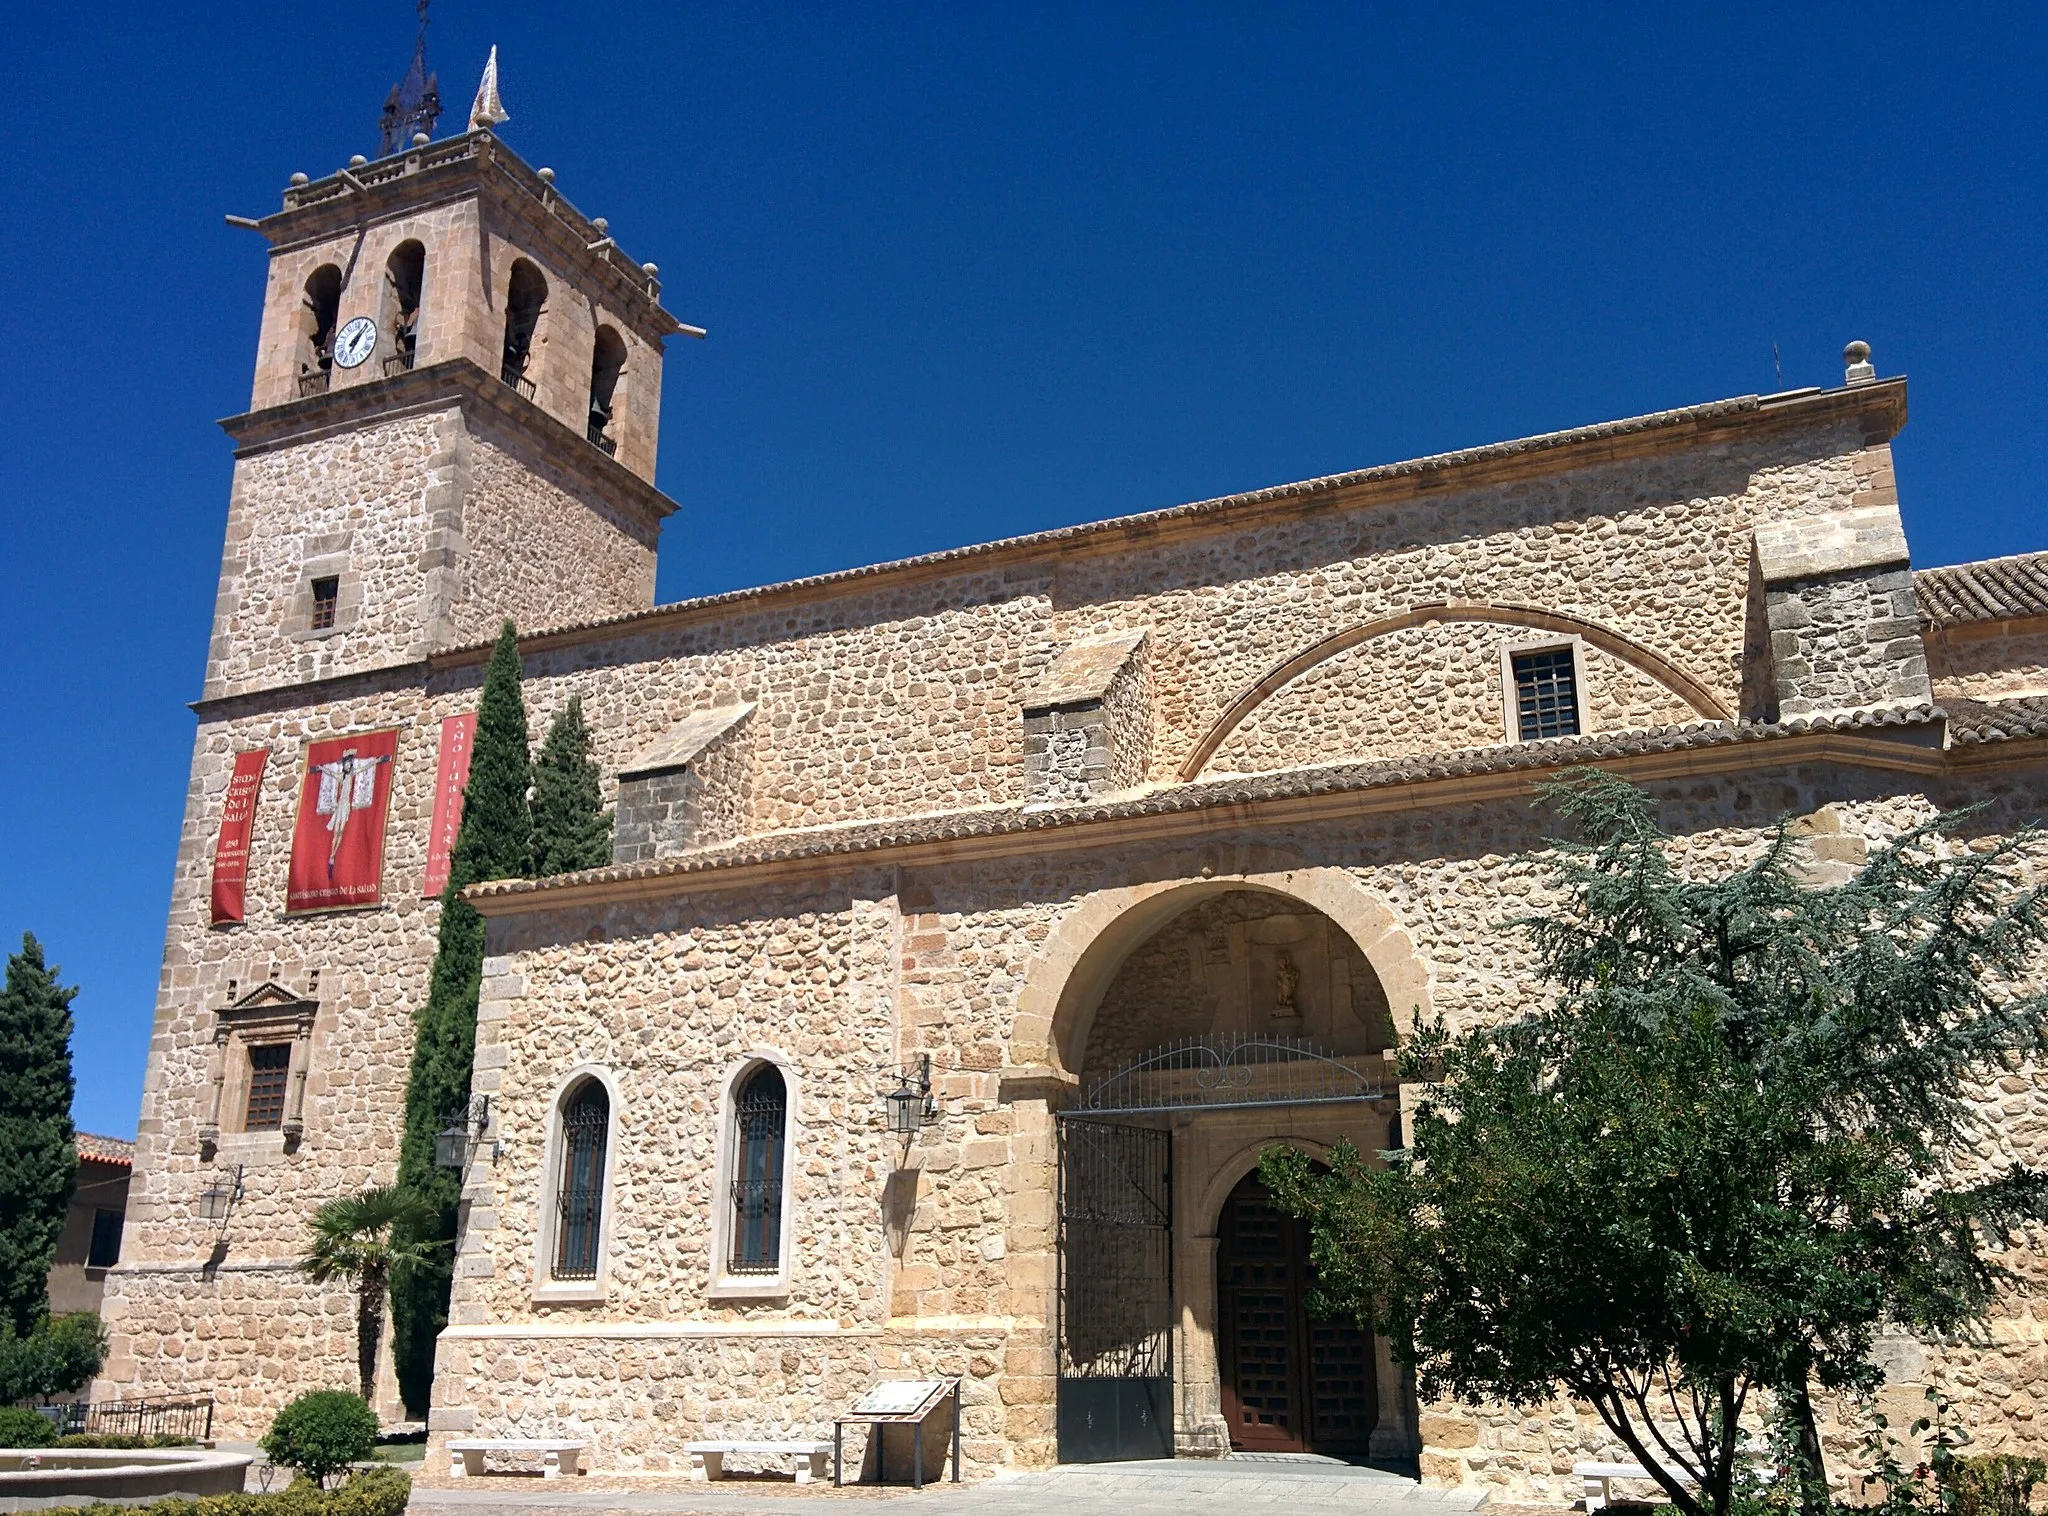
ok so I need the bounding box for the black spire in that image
[377,0,443,158]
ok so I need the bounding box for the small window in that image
[244,1043,292,1131]
[1511,646,1581,741]
[729,1065,787,1274]
[310,576,340,631]
[553,1081,609,1280]
[88,1208,123,1269]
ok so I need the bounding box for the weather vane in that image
[377,0,443,158]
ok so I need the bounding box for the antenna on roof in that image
[378,0,443,158]
[1772,340,1782,390]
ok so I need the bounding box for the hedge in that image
[26,1464,409,1516]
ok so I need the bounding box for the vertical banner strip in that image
[209,749,270,926]
[423,713,478,899]
[285,728,401,915]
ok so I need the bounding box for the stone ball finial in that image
[289,172,309,186]
[412,132,430,147]
[1844,340,1871,364]
[642,262,659,277]
[537,167,555,184]
[1843,340,1876,386]
[593,217,610,235]
[348,154,368,168]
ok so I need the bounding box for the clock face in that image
[332,316,378,369]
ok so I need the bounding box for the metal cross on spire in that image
[377,0,443,158]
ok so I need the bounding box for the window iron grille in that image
[729,1066,787,1273]
[553,1085,609,1280]
[244,1044,291,1131]
[1512,645,1581,741]
[309,576,339,631]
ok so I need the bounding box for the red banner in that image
[423,713,478,899]
[209,749,270,925]
[285,729,400,915]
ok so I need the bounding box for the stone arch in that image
[1012,867,1431,1081]
[1179,601,1731,781]
[1192,1134,1338,1240]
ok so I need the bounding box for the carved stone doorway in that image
[1216,1170,1376,1455]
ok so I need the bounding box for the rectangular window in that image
[244,1043,292,1131]
[88,1208,123,1269]
[1511,646,1581,741]
[309,576,340,631]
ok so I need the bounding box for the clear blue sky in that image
[2,4,2043,1137]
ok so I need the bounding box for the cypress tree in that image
[391,622,533,1413]
[530,696,612,876]
[0,935,79,1336]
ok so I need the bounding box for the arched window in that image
[298,265,342,396]
[501,259,548,397]
[381,240,426,376]
[728,1064,787,1274]
[587,325,627,454]
[553,1079,609,1279]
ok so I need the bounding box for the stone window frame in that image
[1498,635,1591,745]
[290,546,363,642]
[199,983,317,1159]
[531,1063,623,1305]
[707,1048,801,1302]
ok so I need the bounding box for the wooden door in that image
[1216,1172,1377,1455]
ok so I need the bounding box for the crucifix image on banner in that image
[286,729,400,914]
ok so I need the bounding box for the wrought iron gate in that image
[1056,1115,1173,1462]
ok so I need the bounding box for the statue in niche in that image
[1273,950,1301,1019]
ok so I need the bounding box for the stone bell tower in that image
[206,107,697,702]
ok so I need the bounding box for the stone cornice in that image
[253,131,686,346]
[218,357,678,534]
[422,379,1908,671]
[466,705,1958,917]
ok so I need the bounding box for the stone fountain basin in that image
[0,1448,253,1511]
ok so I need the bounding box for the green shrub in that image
[260,1391,378,1487]
[25,1463,409,1516]
[0,1314,106,1403]
[1948,1454,2048,1516]
[55,1432,198,1449]
[0,1405,58,1446]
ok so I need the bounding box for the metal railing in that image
[500,366,536,400]
[45,1393,216,1442]
[297,367,331,398]
[1075,1034,1386,1115]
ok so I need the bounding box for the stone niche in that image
[610,703,754,864]
[1021,629,1149,807]
[1079,889,1394,1083]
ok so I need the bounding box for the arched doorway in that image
[1216,1170,1375,1455]
[1048,886,1418,1465]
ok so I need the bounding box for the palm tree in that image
[299,1185,442,1404]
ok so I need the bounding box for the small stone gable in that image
[1021,629,1149,807]
[611,703,755,865]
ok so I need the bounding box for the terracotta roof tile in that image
[1941,694,2048,744]
[76,1133,134,1165]
[1916,551,2048,625]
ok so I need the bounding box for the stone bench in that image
[1576,1460,1668,1511]
[447,1438,588,1479]
[686,1440,833,1484]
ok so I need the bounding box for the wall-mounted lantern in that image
[197,1164,244,1225]
[885,1054,938,1137]
[435,1094,495,1170]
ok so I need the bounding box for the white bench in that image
[1576,1461,1668,1512]
[447,1438,588,1479]
[686,1440,833,1484]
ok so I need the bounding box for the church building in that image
[100,47,2048,1500]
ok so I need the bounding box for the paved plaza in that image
[406,1456,1492,1516]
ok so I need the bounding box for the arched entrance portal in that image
[1216,1170,1375,1454]
[1049,886,1421,1465]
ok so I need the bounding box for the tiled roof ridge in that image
[76,1132,135,1164]
[470,700,1952,904]
[1916,549,2048,625]
[442,388,1876,663]
[1939,692,2048,745]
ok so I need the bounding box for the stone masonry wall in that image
[430,767,2048,1492]
[428,762,2031,1483]
[1765,566,1933,715]
[1929,625,2048,700]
